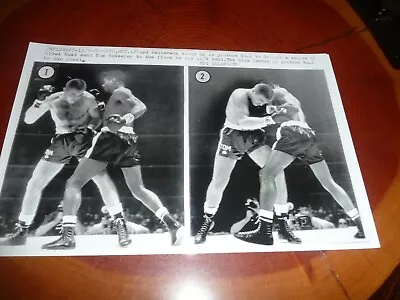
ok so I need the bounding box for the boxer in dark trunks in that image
[234,85,365,245]
[2,79,121,246]
[194,83,299,244]
[42,70,183,250]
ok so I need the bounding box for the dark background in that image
[0,62,184,233]
[347,0,400,69]
[189,67,356,233]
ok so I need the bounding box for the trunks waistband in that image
[280,120,311,129]
[101,126,135,134]
[55,129,74,135]
[223,119,262,131]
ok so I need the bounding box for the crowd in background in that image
[208,204,356,236]
[286,206,354,230]
[0,200,353,237]
[0,204,184,237]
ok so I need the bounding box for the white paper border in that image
[0,42,380,257]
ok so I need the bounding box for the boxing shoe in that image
[354,217,365,239]
[113,217,132,247]
[163,214,184,246]
[0,222,29,246]
[194,214,215,244]
[42,226,76,250]
[277,214,301,244]
[234,218,274,245]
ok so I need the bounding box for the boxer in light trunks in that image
[234,84,365,245]
[194,83,300,244]
[2,79,123,246]
[43,70,183,250]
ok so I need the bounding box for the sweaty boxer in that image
[234,84,365,245]
[42,70,183,250]
[2,79,122,246]
[194,83,300,244]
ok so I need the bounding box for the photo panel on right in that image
[189,66,378,253]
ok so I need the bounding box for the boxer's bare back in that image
[103,87,146,127]
[103,87,136,123]
[269,87,306,123]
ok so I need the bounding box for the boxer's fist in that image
[266,105,277,115]
[107,114,123,123]
[106,114,125,132]
[266,105,287,115]
[245,198,260,213]
[33,99,44,108]
[97,101,105,112]
[88,88,100,98]
[264,116,275,126]
[37,85,55,101]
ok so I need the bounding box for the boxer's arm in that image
[126,222,150,234]
[24,94,55,124]
[238,116,274,130]
[311,217,335,229]
[317,218,335,229]
[274,89,300,109]
[34,219,59,237]
[111,96,147,125]
[230,214,252,234]
[87,96,102,131]
[273,88,306,121]
[75,220,86,235]
[231,91,274,130]
[129,96,147,120]
[84,224,105,235]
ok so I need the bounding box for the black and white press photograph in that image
[0,44,380,256]
[0,62,185,256]
[189,66,375,253]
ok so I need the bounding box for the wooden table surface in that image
[0,0,399,299]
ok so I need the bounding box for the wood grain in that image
[0,0,399,299]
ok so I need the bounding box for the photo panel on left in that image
[0,62,185,256]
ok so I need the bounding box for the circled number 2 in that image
[195,71,210,83]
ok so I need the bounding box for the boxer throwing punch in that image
[2,79,120,246]
[43,70,183,250]
[234,84,365,245]
[194,83,299,244]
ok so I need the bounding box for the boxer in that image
[234,84,365,245]
[2,79,122,246]
[195,83,300,244]
[43,70,184,250]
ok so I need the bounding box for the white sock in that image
[107,203,123,216]
[62,215,77,227]
[204,204,218,215]
[346,208,359,220]
[18,212,34,225]
[155,207,169,220]
[274,204,289,216]
[259,209,274,223]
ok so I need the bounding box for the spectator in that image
[85,206,149,235]
[295,207,335,230]
[34,210,85,236]
[338,218,349,228]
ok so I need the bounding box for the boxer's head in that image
[101,70,126,92]
[250,83,274,106]
[64,79,86,103]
